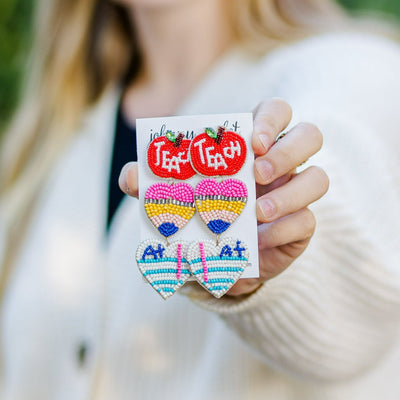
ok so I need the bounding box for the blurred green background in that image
[0,0,399,132]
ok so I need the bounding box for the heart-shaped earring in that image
[145,182,196,238]
[136,239,192,299]
[194,178,248,235]
[187,237,249,298]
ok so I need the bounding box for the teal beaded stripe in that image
[189,256,248,265]
[143,268,191,276]
[151,279,184,286]
[157,287,175,293]
[208,286,229,291]
[137,258,188,264]
[203,278,235,284]
[191,266,245,275]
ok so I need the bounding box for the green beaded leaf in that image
[166,130,176,142]
[205,127,217,139]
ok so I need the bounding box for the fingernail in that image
[255,160,274,183]
[119,163,132,193]
[259,198,276,220]
[259,134,270,152]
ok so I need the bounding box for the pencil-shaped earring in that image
[135,132,196,299]
[187,126,250,298]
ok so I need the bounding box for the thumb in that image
[119,162,139,198]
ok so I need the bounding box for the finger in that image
[118,162,139,198]
[256,166,329,223]
[256,168,296,200]
[258,208,316,249]
[254,122,323,185]
[228,209,315,297]
[257,239,310,281]
[251,98,293,155]
[228,210,315,296]
[226,278,262,297]
[228,231,312,296]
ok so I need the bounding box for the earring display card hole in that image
[136,113,259,279]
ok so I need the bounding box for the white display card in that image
[136,113,259,279]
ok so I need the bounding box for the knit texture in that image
[1,32,400,400]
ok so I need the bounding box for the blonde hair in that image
[0,0,346,301]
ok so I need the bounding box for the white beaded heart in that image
[186,237,249,298]
[136,239,191,299]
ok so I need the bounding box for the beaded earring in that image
[135,132,196,299]
[187,126,250,298]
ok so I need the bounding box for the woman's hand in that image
[227,99,329,296]
[119,99,329,297]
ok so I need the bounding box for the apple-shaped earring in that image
[187,126,250,298]
[147,131,196,180]
[135,132,196,299]
[190,126,247,176]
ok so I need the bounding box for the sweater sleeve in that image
[182,33,400,382]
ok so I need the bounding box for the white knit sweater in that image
[1,32,400,400]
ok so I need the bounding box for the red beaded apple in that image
[137,131,196,300]
[189,126,247,176]
[187,126,250,298]
[147,131,196,180]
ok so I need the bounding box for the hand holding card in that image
[119,99,329,299]
[134,113,258,300]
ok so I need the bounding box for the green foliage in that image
[0,1,399,133]
[338,0,400,16]
[0,0,33,131]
